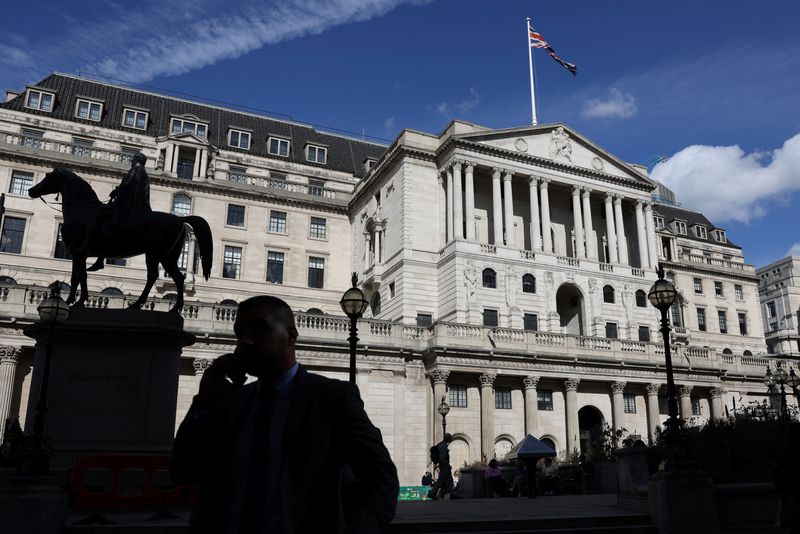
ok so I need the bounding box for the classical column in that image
[0,347,20,440]
[523,375,540,437]
[678,385,693,420]
[453,162,464,240]
[198,148,208,179]
[165,144,175,173]
[446,169,454,243]
[480,373,496,461]
[193,358,212,392]
[374,224,382,264]
[614,195,629,265]
[431,369,450,444]
[464,162,476,240]
[540,179,553,253]
[492,168,503,246]
[528,176,541,251]
[582,188,595,260]
[192,148,201,178]
[635,201,649,269]
[364,232,373,268]
[610,381,626,433]
[564,378,580,454]
[644,203,658,270]
[604,194,618,264]
[171,145,180,173]
[438,176,447,247]
[709,388,725,421]
[645,383,661,443]
[571,186,585,258]
[502,171,515,248]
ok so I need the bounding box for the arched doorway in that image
[578,406,605,456]
[449,435,471,475]
[556,283,585,335]
[493,436,514,460]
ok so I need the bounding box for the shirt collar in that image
[261,362,299,398]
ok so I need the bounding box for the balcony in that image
[2,133,133,167]
[221,170,341,201]
[678,252,756,275]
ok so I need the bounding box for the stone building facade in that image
[0,74,772,484]
[757,255,800,358]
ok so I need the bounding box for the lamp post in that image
[339,272,369,384]
[437,395,450,437]
[763,362,800,418]
[648,263,681,439]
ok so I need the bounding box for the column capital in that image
[528,175,540,186]
[646,383,661,395]
[610,381,626,394]
[709,387,725,399]
[479,373,497,387]
[539,177,551,189]
[581,187,593,198]
[193,358,212,375]
[635,199,645,209]
[491,167,502,178]
[571,185,582,196]
[465,161,476,172]
[605,192,614,203]
[502,170,513,181]
[523,375,540,389]
[613,194,623,205]
[452,160,463,172]
[564,378,580,392]
[678,385,694,397]
[643,202,654,212]
[430,369,451,385]
[0,346,20,364]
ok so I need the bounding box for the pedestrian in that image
[170,295,399,533]
[428,433,454,500]
[541,457,559,496]
[484,459,507,497]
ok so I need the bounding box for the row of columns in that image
[431,369,727,460]
[363,222,384,268]
[0,347,21,441]
[164,144,208,179]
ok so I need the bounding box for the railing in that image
[631,268,646,277]
[519,250,535,260]
[599,263,614,272]
[3,134,133,165]
[681,253,754,273]
[480,244,497,255]
[222,170,337,199]
[557,256,580,267]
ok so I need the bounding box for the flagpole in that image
[526,17,538,125]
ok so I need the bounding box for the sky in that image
[1,0,799,266]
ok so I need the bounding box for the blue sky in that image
[2,0,799,266]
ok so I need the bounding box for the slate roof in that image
[1,73,386,178]
[653,203,740,250]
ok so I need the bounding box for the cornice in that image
[661,259,759,283]
[350,144,436,208]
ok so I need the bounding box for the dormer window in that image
[674,221,687,235]
[75,99,103,121]
[123,108,148,130]
[306,144,327,164]
[268,137,290,157]
[654,215,664,228]
[228,128,251,150]
[170,117,207,138]
[25,89,54,112]
[714,229,727,243]
[365,158,377,173]
[694,225,707,239]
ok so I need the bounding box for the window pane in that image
[624,393,636,414]
[691,398,701,416]
[77,101,89,118]
[495,388,512,409]
[222,246,242,279]
[89,103,101,121]
[697,308,706,331]
[638,326,650,342]
[310,217,326,239]
[522,274,535,293]
[197,125,206,138]
[124,111,135,127]
[605,322,618,339]
[9,171,33,195]
[482,269,496,288]
[738,313,747,336]
[718,311,727,333]
[226,205,245,227]
[54,223,71,259]
[267,251,284,284]
[229,165,247,183]
[308,257,325,288]
[0,216,26,253]
[172,195,191,216]
[183,122,195,134]
[135,112,146,129]
[230,131,239,146]
[537,390,553,411]
[41,93,52,111]
[309,179,325,196]
[27,91,39,109]
[178,240,189,271]
[416,314,432,327]
[240,132,249,148]
[171,120,182,134]
[523,313,538,331]
[449,385,467,408]
[269,211,287,233]
[483,309,498,327]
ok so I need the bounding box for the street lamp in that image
[763,362,799,418]
[340,272,369,384]
[648,263,681,441]
[437,395,450,437]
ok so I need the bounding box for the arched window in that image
[100,287,124,296]
[482,268,496,288]
[635,290,647,307]
[0,276,17,285]
[219,299,238,306]
[743,350,752,357]
[522,273,536,294]
[171,194,192,216]
[306,307,324,315]
[722,348,733,355]
[371,292,381,316]
[603,284,615,303]
[539,436,557,452]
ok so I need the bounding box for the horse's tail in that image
[183,215,213,280]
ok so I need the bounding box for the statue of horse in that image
[28,168,213,313]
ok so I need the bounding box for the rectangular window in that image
[623,393,636,414]
[54,223,71,259]
[714,229,727,243]
[671,303,681,327]
[75,99,102,121]
[0,216,26,254]
[654,216,664,228]
[72,137,93,157]
[766,301,776,318]
[268,137,290,157]
[495,387,512,409]
[21,128,44,149]
[306,145,327,164]
[389,282,396,299]
[738,313,747,336]
[177,240,189,271]
[228,129,251,150]
[691,398,701,416]
[25,89,53,112]
[714,281,723,297]
[309,217,327,239]
[416,313,432,327]
[269,173,287,191]
[222,245,242,279]
[226,204,245,227]
[307,257,325,288]
[123,109,148,130]
[694,278,703,294]
[658,395,669,415]
[638,325,651,342]
[675,221,687,235]
[735,284,743,301]
[106,258,126,266]
[695,226,707,239]
[269,210,287,234]
[523,313,538,331]
[267,251,285,284]
[697,308,707,331]
[120,146,140,166]
[537,390,553,411]
[9,171,33,196]
[483,309,498,327]
[718,310,727,334]
[308,179,325,197]
[229,165,248,183]
[449,385,467,408]
[605,322,618,339]
[170,118,207,138]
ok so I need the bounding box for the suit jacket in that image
[171,364,399,534]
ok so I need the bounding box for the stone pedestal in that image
[22,308,195,468]
[648,462,720,534]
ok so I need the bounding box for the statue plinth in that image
[23,308,195,468]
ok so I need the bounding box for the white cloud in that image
[436,88,480,117]
[384,116,396,131]
[788,243,800,256]
[582,88,637,119]
[651,133,800,223]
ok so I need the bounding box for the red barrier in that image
[68,454,197,510]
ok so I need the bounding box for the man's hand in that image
[197,353,247,403]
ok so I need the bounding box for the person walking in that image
[428,433,454,500]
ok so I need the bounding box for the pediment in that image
[163,132,209,145]
[457,123,653,187]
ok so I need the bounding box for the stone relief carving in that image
[155,151,165,171]
[504,265,517,308]
[549,126,573,163]
[610,381,626,393]
[514,138,528,153]
[205,150,217,179]
[464,261,478,306]
[430,369,451,385]
[192,358,212,375]
[523,375,540,389]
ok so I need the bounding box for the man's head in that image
[444,433,452,443]
[233,295,298,379]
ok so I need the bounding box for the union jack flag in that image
[528,22,577,76]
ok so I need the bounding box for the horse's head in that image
[28,168,68,199]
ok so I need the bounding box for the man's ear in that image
[287,325,298,347]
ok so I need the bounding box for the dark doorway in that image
[556,283,585,335]
[578,405,605,456]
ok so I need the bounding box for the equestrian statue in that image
[28,153,213,312]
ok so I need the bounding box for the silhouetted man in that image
[171,295,399,533]
[429,433,453,499]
